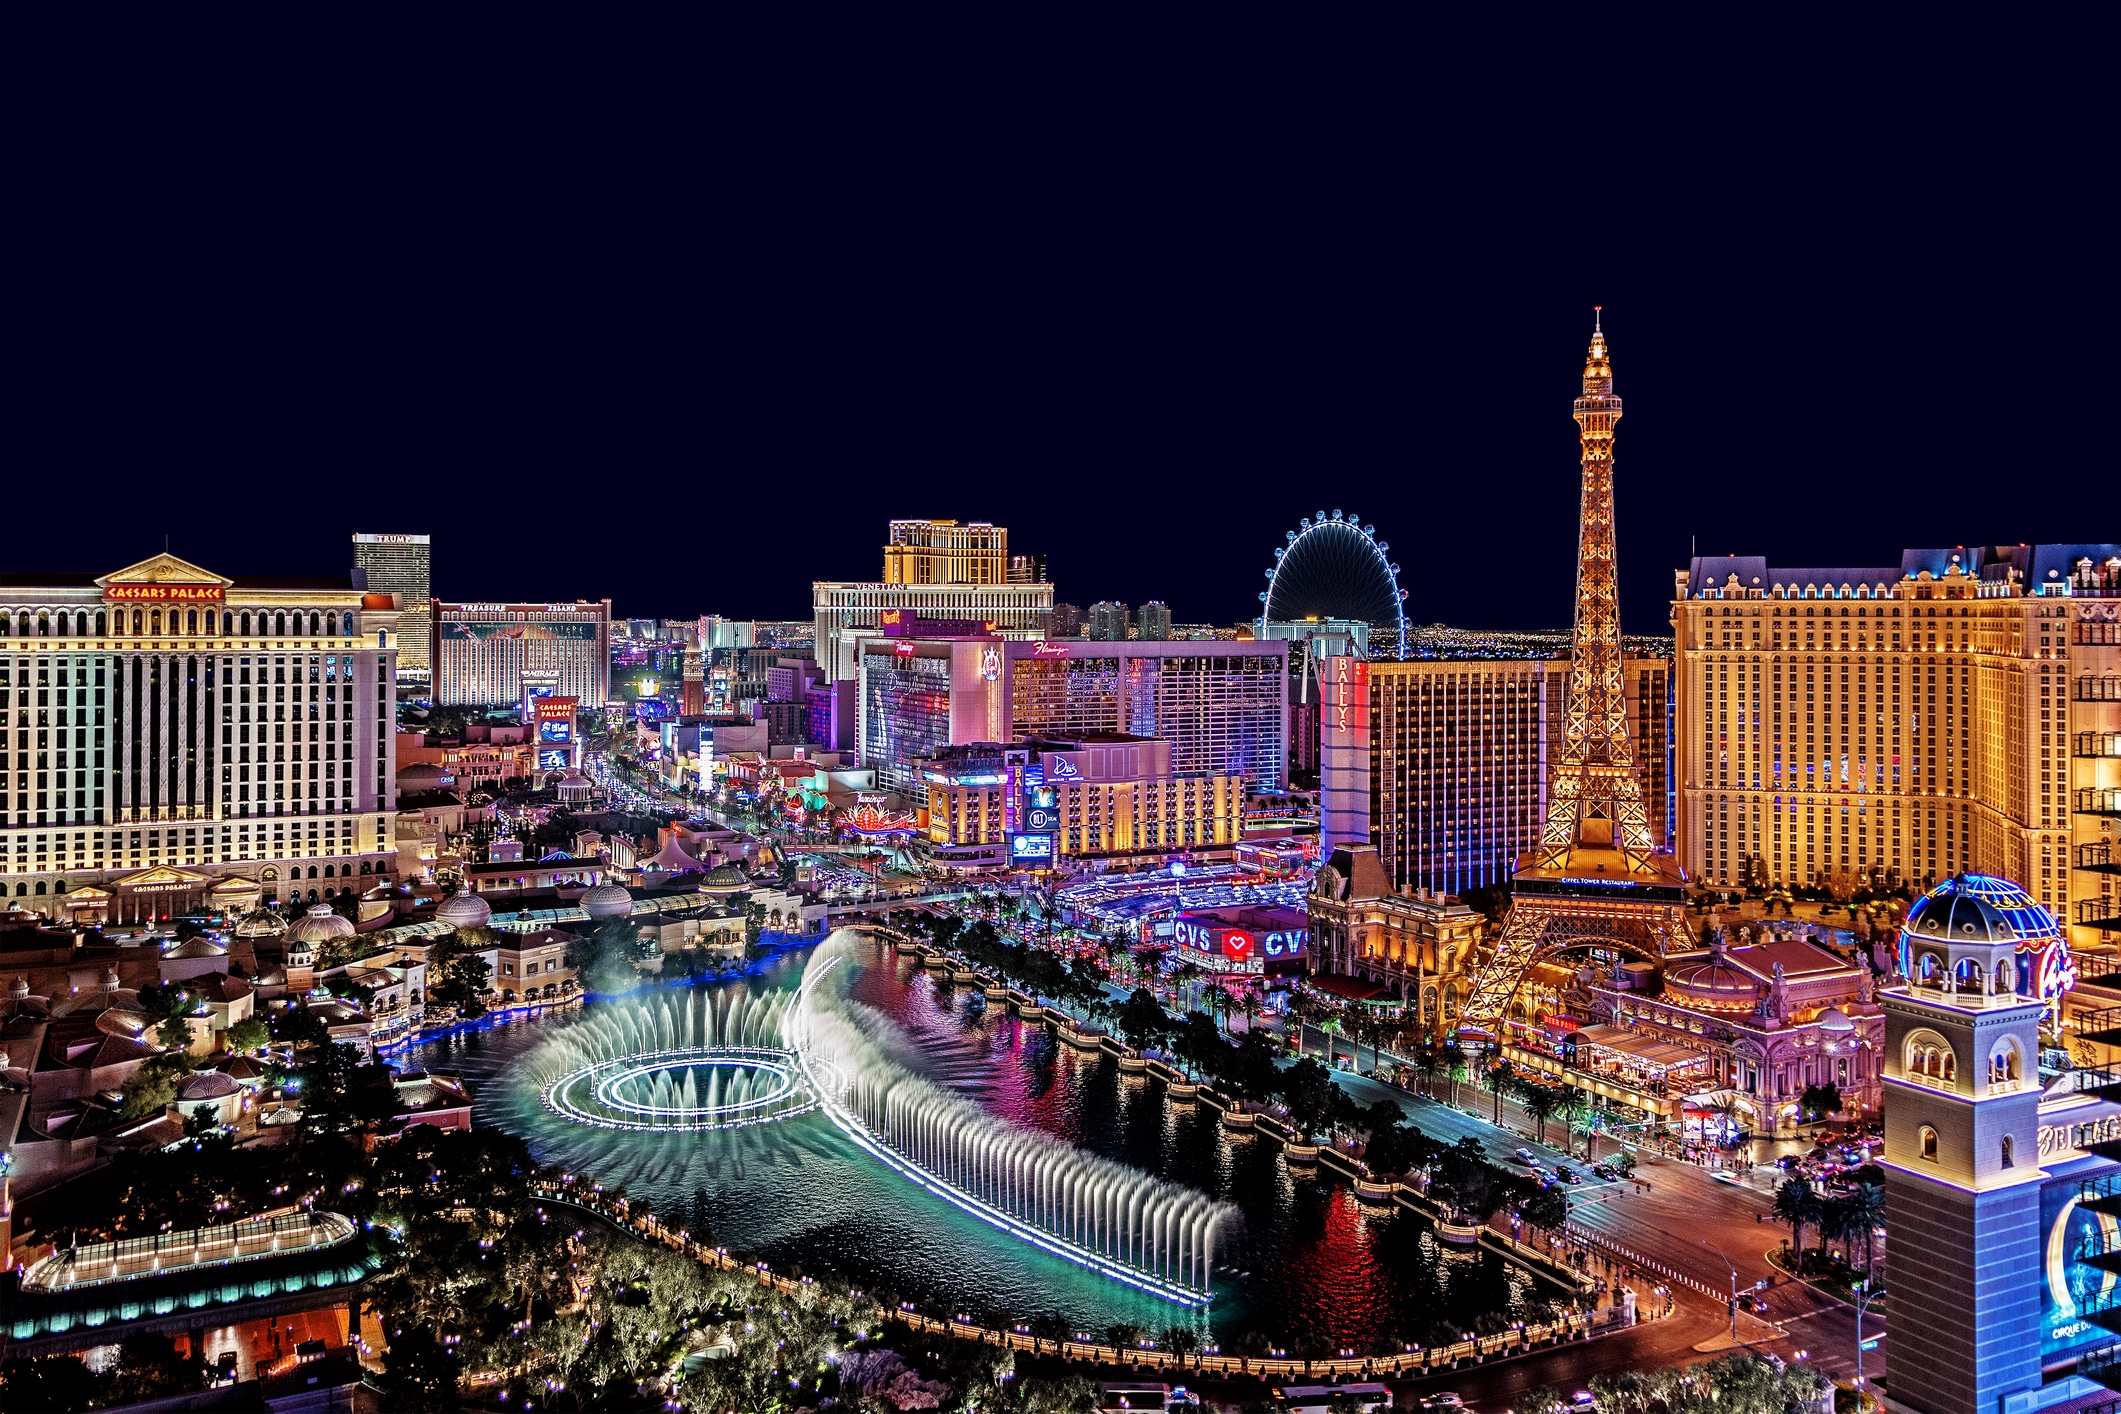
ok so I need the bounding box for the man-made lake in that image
[400,932,1556,1352]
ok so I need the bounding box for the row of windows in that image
[3,609,358,639]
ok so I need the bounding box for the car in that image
[1514,1147,1537,1163]
[1570,1394,1597,1409]
[1744,1295,1770,1314]
[1421,1394,1465,1409]
[1556,1166,1581,1184]
[1591,1163,1618,1181]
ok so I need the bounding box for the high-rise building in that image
[1006,553,1047,585]
[1363,655,1671,899]
[812,585,1053,682]
[432,600,611,708]
[1087,602,1131,641]
[352,533,431,675]
[883,519,1008,585]
[0,552,403,921]
[1673,544,2119,958]
[1051,602,1084,637]
[857,634,1287,794]
[1137,602,1173,641]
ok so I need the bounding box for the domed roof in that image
[699,863,749,894]
[166,936,229,959]
[435,892,493,929]
[232,906,288,939]
[579,883,634,920]
[1665,952,1759,1007]
[288,903,356,944]
[176,1071,240,1101]
[1904,874,2062,949]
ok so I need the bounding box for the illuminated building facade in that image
[860,635,1289,796]
[1674,544,2120,960]
[919,733,1242,865]
[1363,655,1670,899]
[0,553,402,918]
[431,599,611,708]
[812,581,1053,681]
[884,519,1009,586]
[1308,843,1485,1026]
[351,533,430,675]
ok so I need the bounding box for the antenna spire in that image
[1593,304,1602,335]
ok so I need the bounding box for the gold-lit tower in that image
[1456,313,1685,1040]
[1536,309,1659,873]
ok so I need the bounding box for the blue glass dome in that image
[1900,874,2073,1009]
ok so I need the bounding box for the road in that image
[1297,1066,1882,1399]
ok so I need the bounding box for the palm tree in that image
[1552,1087,1585,1159]
[1412,1044,1439,1099]
[1522,1082,1564,1148]
[1773,1176,1817,1264]
[1484,1059,1516,1127]
[1445,1052,1470,1109]
[1846,1181,1886,1280]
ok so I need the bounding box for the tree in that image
[564,916,657,993]
[1846,1181,1886,1280]
[120,1052,192,1119]
[1113,988,1173,1054]
[1798,1082,1842,1124]
[1522,1186,1568,1234]
[1773,1176,1818,1261]
[1519,1082,1560,1148]
[1484,1058,1516,1126]
[376,1325,462,1410]
[225,1014,270,1054]
[107,1333,199,1404]
[1276,1056,1338,1143]
[1552,1086,1586,1159]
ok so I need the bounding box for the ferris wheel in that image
[1257,510,1408,658]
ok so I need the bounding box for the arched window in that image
[15,611,28,636]
[221,611,231,635]
[131,610,143,634]
[323,864,335,877]
[37,613,49,637]
[1990,1039,2022,1088]
[186,610,198,636]
[1917,952,1940,983]
[1919,1125,1939,1161]
[341,612,354,635]
[151,609,162,636]
[274,612,287,637]
[1956,958,1983,989]
[239,611,250,636]
[308,865,319,878]
[2001,1134,2015,1168]
[96,611,107,636]
[33,881,45,895]
[309,612,321,636]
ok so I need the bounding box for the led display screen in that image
[1010,834,1054,860]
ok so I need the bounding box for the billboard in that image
[1010,834,1054,862]
[535,697,577,743]
[1172,915,1308,974]
[1321,655,1370,735]
[1023,783,1058,833]
[538,747,571,772]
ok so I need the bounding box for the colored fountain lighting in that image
[542,1046,819,1133]
[792,948,1232,1309]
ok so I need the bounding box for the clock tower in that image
[1879,877,2051,1414]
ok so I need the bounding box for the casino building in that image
[0,553,403,921]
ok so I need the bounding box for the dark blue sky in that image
[12,22,2108,638]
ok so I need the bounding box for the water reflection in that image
[400,936,1559,1351]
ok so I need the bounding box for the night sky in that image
[13,29,2108,638]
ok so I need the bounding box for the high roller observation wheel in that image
[1257,509,1409,659]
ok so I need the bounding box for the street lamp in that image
[1850,1278,1884,1387]
[1698,1239,1763,1341]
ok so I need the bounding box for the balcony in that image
[2079,678,2121,703]
[2080,842,2121,877]
[2078,789,2121,819]
[2082,898,2121,933]
[2079,732,2121,759]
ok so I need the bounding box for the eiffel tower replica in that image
[1455,313,1688,1043]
